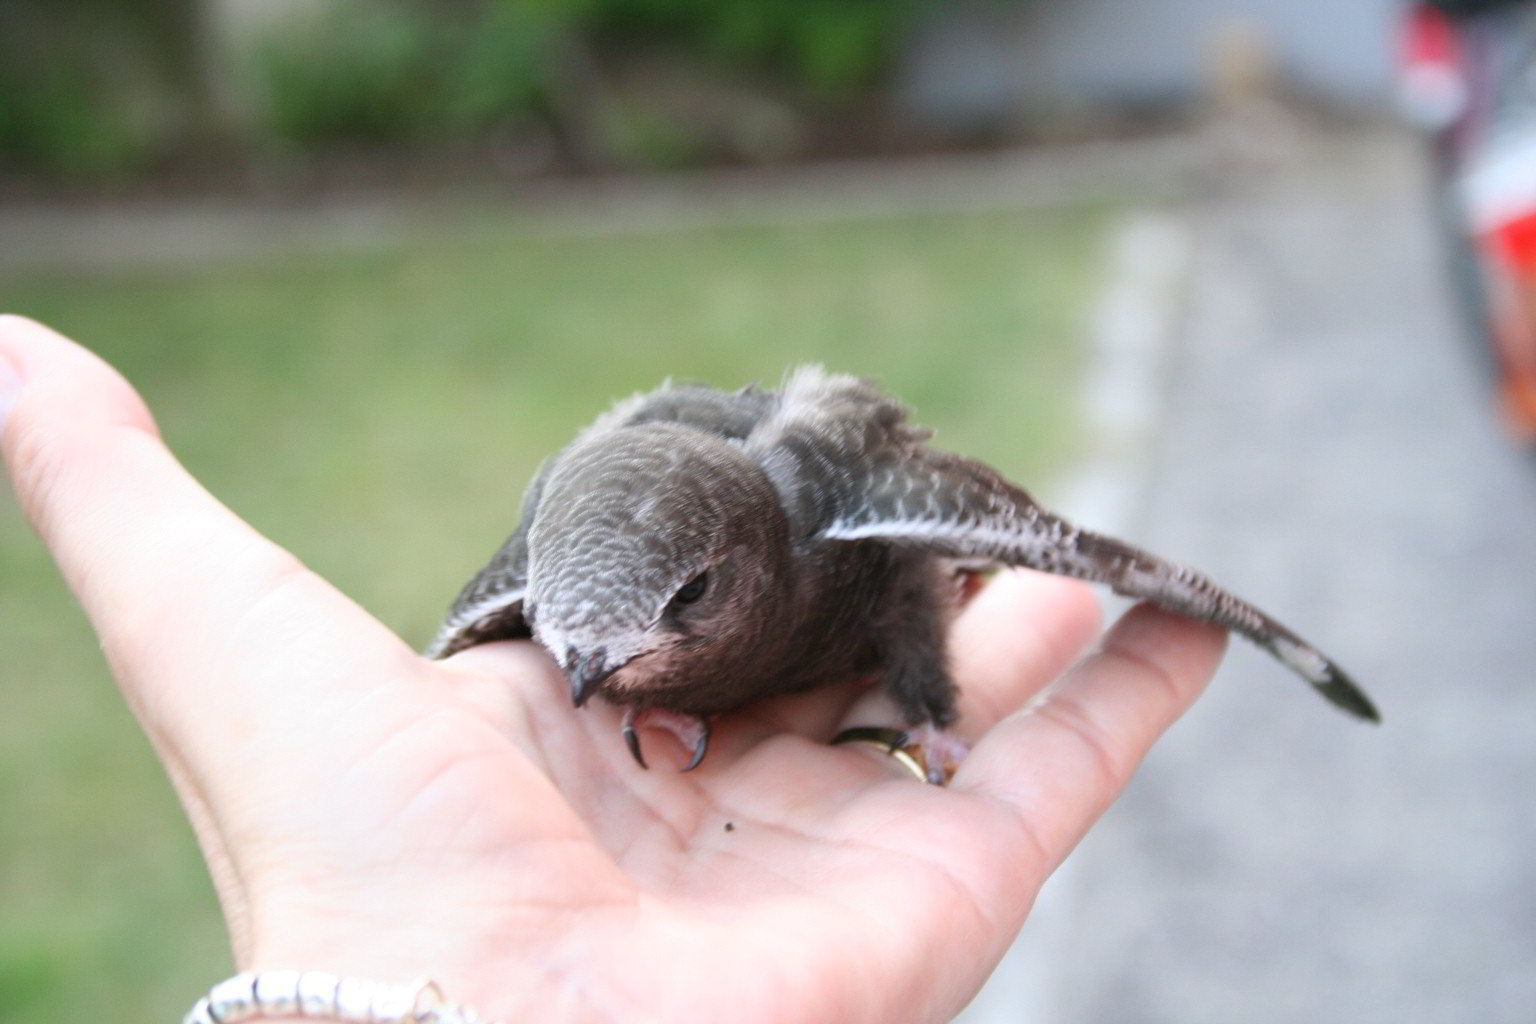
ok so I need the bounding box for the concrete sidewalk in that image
[969,123,1536,1023]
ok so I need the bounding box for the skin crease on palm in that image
[0,315,1226,1024]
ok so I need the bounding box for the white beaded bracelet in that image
[181,971,503,1024]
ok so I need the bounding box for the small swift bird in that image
[427,367,1378,779]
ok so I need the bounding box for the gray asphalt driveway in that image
[973,122,1536,1023]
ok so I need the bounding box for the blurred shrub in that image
[255,0,557,147]
[255,0,919,152]
[0,0,928,182]
[596,0,915,99]
[0,1,170,179]
[0,57,153,178]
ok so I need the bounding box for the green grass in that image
[0,200,1110,1023]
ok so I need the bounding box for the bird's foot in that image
[834,724,970,785]
[905,723,970,785]
[621,707,711,772]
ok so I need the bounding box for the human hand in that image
[0,315,1226,1024]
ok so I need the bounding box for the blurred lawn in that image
[0,201,1110,1023]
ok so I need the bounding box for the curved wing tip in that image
[1316,670,1382,724]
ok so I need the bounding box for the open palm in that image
[0,315,1225,1024]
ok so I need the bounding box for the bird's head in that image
[523,424,792,708]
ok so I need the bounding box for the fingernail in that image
[0,350,22,431]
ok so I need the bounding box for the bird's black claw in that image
[681,726,710,772]
[620,707,712,772]
[622,718,650,770]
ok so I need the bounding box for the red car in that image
[1400,0,1536,441]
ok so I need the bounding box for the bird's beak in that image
[567,648,617,708]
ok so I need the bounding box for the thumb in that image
[0,315,422,769]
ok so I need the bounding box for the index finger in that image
[953,602,1227,870]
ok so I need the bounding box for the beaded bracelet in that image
[181,971,503,1024]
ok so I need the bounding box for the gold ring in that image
[830,726,930,783]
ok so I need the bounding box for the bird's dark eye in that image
[673,573,709,605]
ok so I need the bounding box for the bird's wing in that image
[589,381,777,441]
[747,366,935,537]
[814,446,1380,722]
[423,458,553,659]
